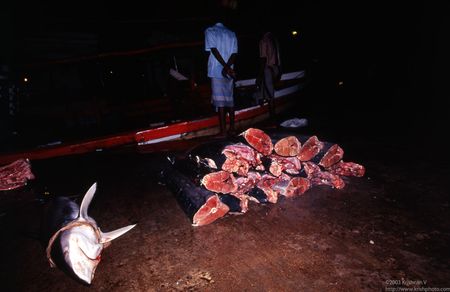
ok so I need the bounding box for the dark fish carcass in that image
[163,160,241,226]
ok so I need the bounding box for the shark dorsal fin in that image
[79,182,97,220]
[100,224,136,243]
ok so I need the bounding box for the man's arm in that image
[225,53,237,79]
[227,53,237,66]
[210,48,236,79]
[210,48,227,67]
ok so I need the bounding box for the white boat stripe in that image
[138,134,182,145]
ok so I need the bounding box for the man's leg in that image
[228,107,236,136]
[268,98,275,118]
[264,68,276,120]
[218,107,226,135]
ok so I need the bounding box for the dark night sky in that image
[3,0,450,132]
[7,1,447,68]
[8,1,448,74]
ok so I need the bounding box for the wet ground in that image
[1,82,450,291]
[1,126,449,291]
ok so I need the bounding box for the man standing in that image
[257,31,281,119]
[205,19,238,137]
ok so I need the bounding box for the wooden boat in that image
[0,71,306,164]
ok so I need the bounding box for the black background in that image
[3,0,450,139]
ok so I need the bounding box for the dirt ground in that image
[1,125,449,292]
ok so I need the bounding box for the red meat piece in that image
[274,136,302,157]
[222,143,262,167]
[256,174,282,203]
[0,159,35,191]
[303,161,345,189]
[328,161,365,177]
[302,161,321,177]
[319,144,344,168]
[273,176,310,198]
[222,157,250,176]
[241,128,273,156]
[269,155,302,177]
[233,172,262,194]
[192,195,230,226]
[201,171,238,194]
[298,136,324,161]
[230,172,262,213]
[310,172,345,189]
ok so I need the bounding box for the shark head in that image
[59,183,136,284]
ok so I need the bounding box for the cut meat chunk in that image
[230,172,262,212]
[233,172,261,194]
[221,143,264,174]
[201,171,238,194]
[256,174,282,203]
[222,157,250,176]
[319,144,344,168]
[241,128,273,156]
[286,177,311,196]
[274,177,311,197]
[269,155,302,176]
[0,159,35,191]
[328,161,365,177]
[298,136,324,161]
[274,136,302,156]
[302,161,321,177]
[310,172,345,189]
[303,161,345,189]
[222,143,262,167]
[193,195,230,226]
[269,161,283,177]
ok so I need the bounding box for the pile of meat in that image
[0,159,35,191]
[164,128,365,227]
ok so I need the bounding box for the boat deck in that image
[1,126,449,291]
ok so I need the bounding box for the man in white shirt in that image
[205,19,238,137]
